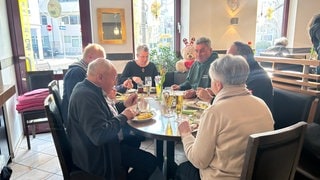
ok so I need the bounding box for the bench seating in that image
[256,56,320,179]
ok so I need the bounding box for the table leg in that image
[164,141,177,179]
[154,139,177,179]
[155,139,164,170]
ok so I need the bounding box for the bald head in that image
[87,58,117,93]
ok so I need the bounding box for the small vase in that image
[156,83,163,100]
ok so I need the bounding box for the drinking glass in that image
[137,96,150,112]
[145,76,152,96]
[175,93,184,119]
[163,90,174,117]
[154,75,162,99]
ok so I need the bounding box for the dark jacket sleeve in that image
[119,61,133,84]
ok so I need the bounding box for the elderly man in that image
[171,37,218,99]
[197,41,274,112]
[67,58,157,180]
[62,43,132,123]
[176,55,274,180]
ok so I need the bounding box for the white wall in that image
[0,0,21,158]
[288,0,320,48]
[91,0,133,54]
[187,0,257,50]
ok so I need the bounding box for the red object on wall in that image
[46,25,52,31]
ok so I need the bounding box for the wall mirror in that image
[97,8,126,44]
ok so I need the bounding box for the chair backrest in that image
[44,95,107,180]
[26,70,54,91]
[240,121,307,180]
[48,80,63,122]
[44,94,73,178]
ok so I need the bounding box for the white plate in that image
[127,89,137,93]
[132,111,155,122]
[185,101,209,110]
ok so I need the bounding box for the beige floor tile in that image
[18,152,55,168]
[12,148,38,163]
[46,173,64,180]
[36,157,61,173]
[8,163,32,179]
[14,168,52,180]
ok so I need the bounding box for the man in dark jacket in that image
[67,58,157,179]
[227,41,274,112]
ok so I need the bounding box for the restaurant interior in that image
[0,0,320,179]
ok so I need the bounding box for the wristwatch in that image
[47,0,61,18]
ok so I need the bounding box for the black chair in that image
[45,94,127,180]
[48,80,63,123]
[22,70,54,149]
[44,94,105,180]
[240,121,307,180]
[26,70,54,91]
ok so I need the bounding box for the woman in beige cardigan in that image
[176,54,274,180]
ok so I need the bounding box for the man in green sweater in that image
[171,37,218,98]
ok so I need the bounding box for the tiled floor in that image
[8,132,187,179]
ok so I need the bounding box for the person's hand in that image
[123,79,133,89]
[121,107,138,120]
[184,89,196,99]
[124,93,138,107]
[107,87,117,100]
[171,84,180,90]
[132,76,143,85]
[196,88,213,103]
[205,88,214,96]
[178,120,192,137]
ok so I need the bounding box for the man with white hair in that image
[67,58,158,180]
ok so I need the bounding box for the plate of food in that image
[185,100,209,110]
[132,111,155,122]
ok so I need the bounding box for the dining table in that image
[126,92,206,179]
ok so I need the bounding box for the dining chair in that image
[44,94,105,180]
[44,94,127,180]
[21,70,54,149]
[48,80,64,123]
[240,121,307,180]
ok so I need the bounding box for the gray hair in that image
[196,37,211,48]
[274,37,288,46]
[209,54,249,85]
[136,44,149,55]
[87,58,113,77]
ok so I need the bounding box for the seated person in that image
[62,43,132,123]
[67,58,158,180]
[176,54,274,180]
[119,45,159,89]
[198,41,274,112]
[171,37,218,99]
[309,14,320,60]
[263,37,290,57]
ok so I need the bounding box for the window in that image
[70,15,80,25]
[41,15,47,25]
[61,16,70,25]
[71,36,81,47]
[133,0,179,52]
[255,0,286,54]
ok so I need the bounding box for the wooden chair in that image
[45,94,127,179]
[22,70,54,149]
[240,121,307,180]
